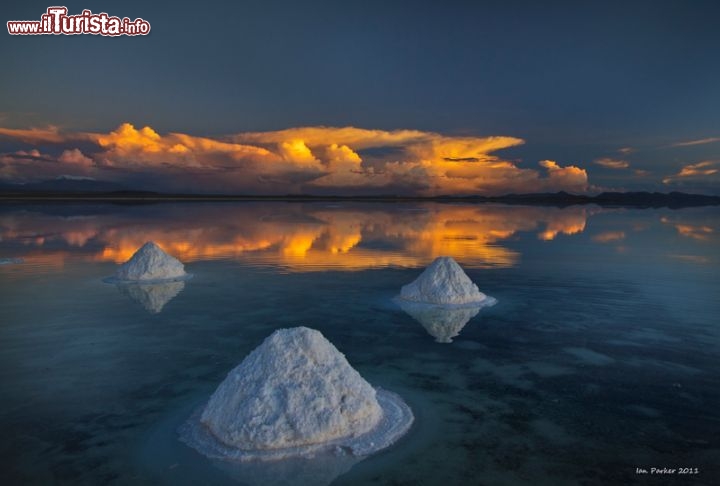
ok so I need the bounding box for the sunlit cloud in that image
[0,148,95,181]
[0,123,590,195]
[671,137,720,147]
[594,158,629,169]
[89,123,277,169]
[618,147,634,155]
[0,126,67,144]
[536,160,587,191]
[231,126,432,149]
[663,160,719,185]
[58,148,94,166]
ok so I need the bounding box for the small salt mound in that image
[114,241,186,282]
[180,327,413,461]
[400,256,492,305]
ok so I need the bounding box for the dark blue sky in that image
[1,0,719,194]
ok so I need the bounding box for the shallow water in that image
[0,202,718,485]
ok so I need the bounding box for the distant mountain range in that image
[0,179,718,208]
[0,177,127,193]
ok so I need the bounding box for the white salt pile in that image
[180,327,413,461]
[116,280,185,314]
[399,256,494,306]
[113,241,187,282]
[397,300,484,343]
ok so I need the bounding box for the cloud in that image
[536,160,588,192]
[618,147,634,154]
[671,137,720,147]
[59,148,94,166]
[88,123,276,169]
[0,123,590,195]
[675,161,718,177]
[0,149,53,163]
[663,160,719,184]
[231,126,431,149]
[0,126,67,144]
[594,158,629,169]
[0,148,94,181]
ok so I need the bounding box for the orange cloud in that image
[676,161,718,177]
[663,160,719,184]
[231,126,430,149]
[0,126,66,144]
[88,123,276,169]
[537,160,588,192]
[594,158,629,169]
[0,123,590,195]
[231,126,541,193]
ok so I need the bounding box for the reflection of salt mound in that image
[0,257,24,265]
[180,327,413,463]
[116,280,185,314]
[397,300,488,343]
[213,451,361,486]
[400,256,492,305]
[114,241,186,282]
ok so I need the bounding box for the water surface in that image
[0,202,718,485]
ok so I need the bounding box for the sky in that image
[1,0,719,195]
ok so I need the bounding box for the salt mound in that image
[180,327,413,461]
[116,280,185,314]
[400,256,491,305]
[201,327,381,450]
[113,241,186,282]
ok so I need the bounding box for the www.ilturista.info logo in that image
[7,7,150,36]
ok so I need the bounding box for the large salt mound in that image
[400,256,491,305]
[113,241,186,282]
[180,327,413,461]
[202,327,381,449]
